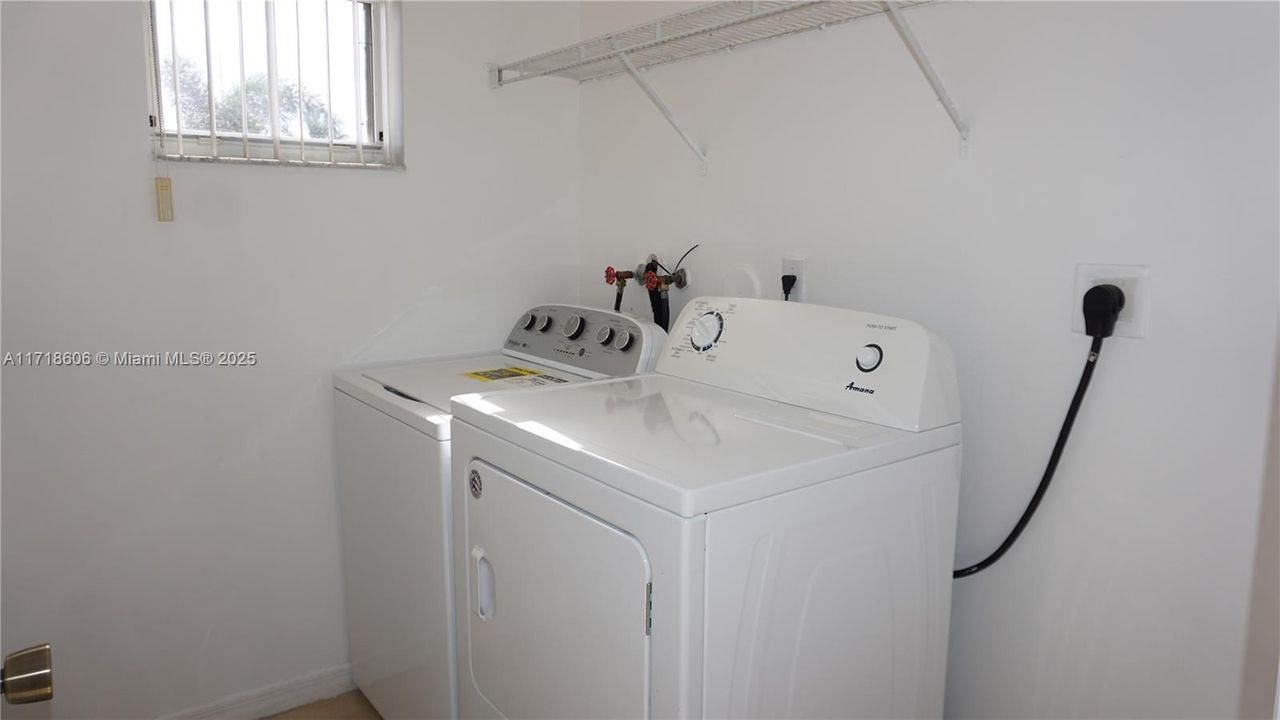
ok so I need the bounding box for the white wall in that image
[577,2,1279,718]
[0,2,580,717]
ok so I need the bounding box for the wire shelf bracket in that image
[610,38,708,172]
[883,1,969,154]
[490,1,969,164]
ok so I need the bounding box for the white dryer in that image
[450,297,962,719]
[333,305,665,720]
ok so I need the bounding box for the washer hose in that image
[645,261,661,324]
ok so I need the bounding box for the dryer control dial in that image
[856,344,883,372]
[595,326,614,345]
[690,311,724,352]
[563,314,585,339]
[519,312,536,330]
[535,315,553,333]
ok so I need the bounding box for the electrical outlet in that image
[1073,264,1151,338]
[782,255,806,302]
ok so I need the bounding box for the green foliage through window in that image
[161,57,342,139]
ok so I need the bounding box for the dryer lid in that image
[452,374,960,517]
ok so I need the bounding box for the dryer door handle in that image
[471,546,495,621]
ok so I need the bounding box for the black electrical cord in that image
[653,244,700,275]
[954,284,1124,579]
[953,336,1103,578]
[673,243,699,272]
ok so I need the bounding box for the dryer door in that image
[462,460,651,719]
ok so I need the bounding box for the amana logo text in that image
[845,380,875,395]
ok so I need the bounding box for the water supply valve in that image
[606,265,637,312]
[643,270,660,291]
[643,269,688,292]
[605,266,634,288]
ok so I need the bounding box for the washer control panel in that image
[502,304,666,378]
[659,297,959,432]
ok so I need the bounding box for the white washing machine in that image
[450,297,962,719]
[333,305,666,720]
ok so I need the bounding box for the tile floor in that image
[263,690,380,719]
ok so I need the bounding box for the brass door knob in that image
[2,644,52,704]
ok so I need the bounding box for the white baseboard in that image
[160,664,355,720]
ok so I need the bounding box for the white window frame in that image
[144,0,403,169]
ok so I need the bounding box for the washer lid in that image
[365,355,585,414]
[452,374,960,517]
[335,354,586,440]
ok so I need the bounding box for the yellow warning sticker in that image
[463,366,542,382]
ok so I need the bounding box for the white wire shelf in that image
[491,1,933,87]
[489,1,967,169]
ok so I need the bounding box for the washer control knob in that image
[519,312,536,330]
[596,326,614,345]
[535,315,553,333]
[856,344,883,372]
[563,314,585,339]
[613,329,634,351]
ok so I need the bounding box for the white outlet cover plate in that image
[782,255,806,302]
[1073,264,1151,338]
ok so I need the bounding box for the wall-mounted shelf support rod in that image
[883,1,969,146]
[610,38,707,171]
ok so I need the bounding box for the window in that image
[145,0,400,168]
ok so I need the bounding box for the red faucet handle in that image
[643,270,660,291]
[605,266,618,285]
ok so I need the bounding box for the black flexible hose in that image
[614,287,623,312]
[658,293,670,332]
[645,261,661,326]
[954,335,1104,578]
